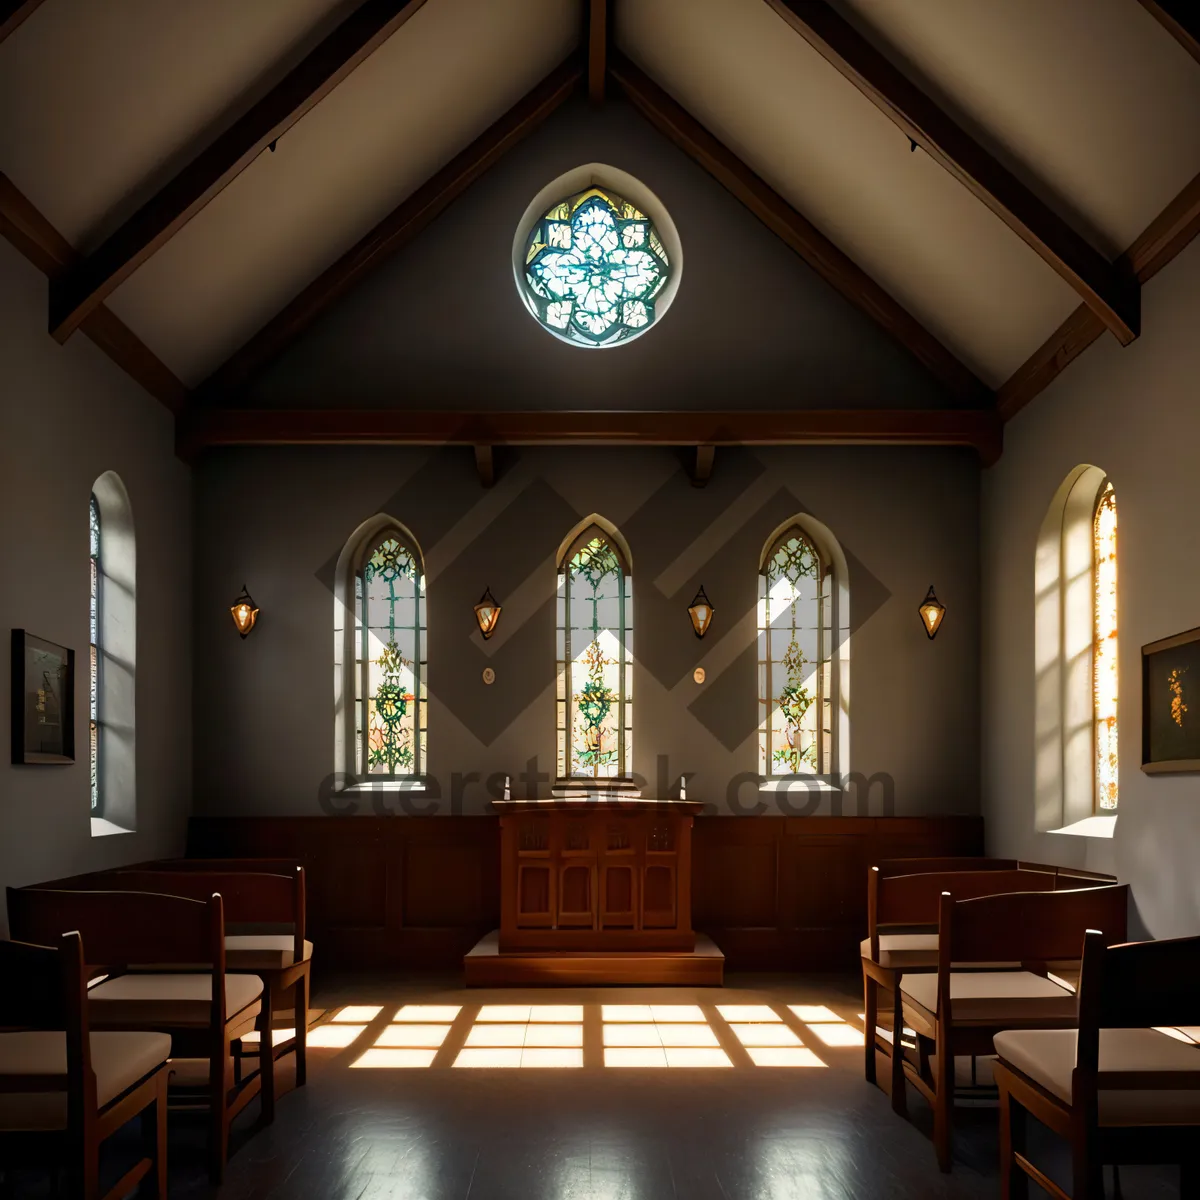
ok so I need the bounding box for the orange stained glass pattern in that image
[1093,482,1118,812]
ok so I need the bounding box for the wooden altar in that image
[463,797,724,985]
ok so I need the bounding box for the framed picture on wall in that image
[1142,626,1200,774]
[10,629,75,765]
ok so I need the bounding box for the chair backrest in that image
[868,867,1058,951]
[159,858,302,874]
[941,885,1129,968]
[111,870,304,965]
[875,856,1019,878]
[0,933,93,1124]
[7,888,223,976]
[1073,931,1200,1104]
[1052,866,1119,889]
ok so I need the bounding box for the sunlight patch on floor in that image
[602,1008,729,1067]
[331,1005,383,1023]
[790,1004,865,1048]
[309,1023,367,1048]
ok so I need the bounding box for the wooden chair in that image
[875,856,1022,876]
[994,931,1200,1199]
[863,866,1059,1104]
[0,932,169,1199]
[6,887,267,1185]
[110,868,311,1103]
[897,884,1129,1172]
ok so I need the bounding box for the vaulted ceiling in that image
[1,0,1198,459]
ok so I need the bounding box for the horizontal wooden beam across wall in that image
[761,0,1141,347]
[177,407,1004,464]
[198,56,583,403]
[1139,0,1200,65]
[47,0,433,344]
[587,0,608,103]
[998,168,1200,422]
[608,52,991,408]
[0,173,189,415]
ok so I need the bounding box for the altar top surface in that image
[490,797,706,815]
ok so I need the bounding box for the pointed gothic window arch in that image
[556,517,633,782]
[335,517,427,783]
[758,515,849,780]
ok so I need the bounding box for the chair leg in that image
[294,969,309,1088]
[1071,1131,1102,1200]
[208,1041,229,1186]
[890,988,908,1117]
[933,1039,954,1172]
[997,1081,1029,1200]
[258,985,276,1126]
[148,1071,168,1198]
[863,972,877,1085]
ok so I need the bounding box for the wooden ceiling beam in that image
[587,0,608,102]
[1139,1,1200,64]
[177,407,1004,465]
[609,52,990,407]
[0,0,46,44]
[198,56,582,403]
[47,0,432,344]
[998,168,1200,421]
[0,173,189,415]
[761,0,1141,346]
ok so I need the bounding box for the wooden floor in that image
[7,974,1183,1199]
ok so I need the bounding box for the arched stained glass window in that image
[556,523,632,781]
[522,187,671,347]
[1093,481,1118,811]
[759,525,832,777]
[89,493,101,811]
[355,533,426,778]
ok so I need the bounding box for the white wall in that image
[0,241,192,933]
[982,236,1200,939]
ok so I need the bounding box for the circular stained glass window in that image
[520,186,673,348]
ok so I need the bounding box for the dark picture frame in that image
[10,629,75,765]
[1141,625,1200,774]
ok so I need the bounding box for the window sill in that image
[758,778,842,795]
[1048,815,1117,840]
[338,780,427,794]
[90,817,134,838]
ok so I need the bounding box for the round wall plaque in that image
[693,667,705,684]
[482,666,496,685]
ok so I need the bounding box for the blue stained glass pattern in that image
[523,188,671,347]
[356,537,426,777]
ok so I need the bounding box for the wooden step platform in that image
[464,930,725,987]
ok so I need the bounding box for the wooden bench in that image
[0,931,170,1200]
[6,887,267,1185]
[995,931,1200,1199]
[897,884,1129,1172]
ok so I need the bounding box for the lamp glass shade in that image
[918,586,945,639]
[230,586,259,638]
[474,588,501,640]
[688,586,714,639]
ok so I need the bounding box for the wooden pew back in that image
[1078,931,1200,1033]
[872,867,1057,930]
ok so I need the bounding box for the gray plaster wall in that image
[244,94,954,412]
[193,442,980,817]
[981,237,1200,939]
[0,242,192,933]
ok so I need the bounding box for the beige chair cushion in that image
[861,933,939,969]
[0,1031,170,1131]
[89,973,263,1031]
[225,935,313,970]
[902,970,1075,1022]
[995,1028,1200,1126]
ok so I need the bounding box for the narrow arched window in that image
[556,520,632,782]
[355,531,426,779]
[89,493,101,811]
[1093,481,1118,812]
[759,524,833,777]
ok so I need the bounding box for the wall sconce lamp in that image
[688,585,714,639]
[919,585,946,639]
[230,585,259,639]
[474,587,502,640]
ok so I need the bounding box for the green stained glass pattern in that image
[556,530,632,779]
[758,529,831,778]
[523,187,670,347]
[89,494,100,812]
[356,536,426,778]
